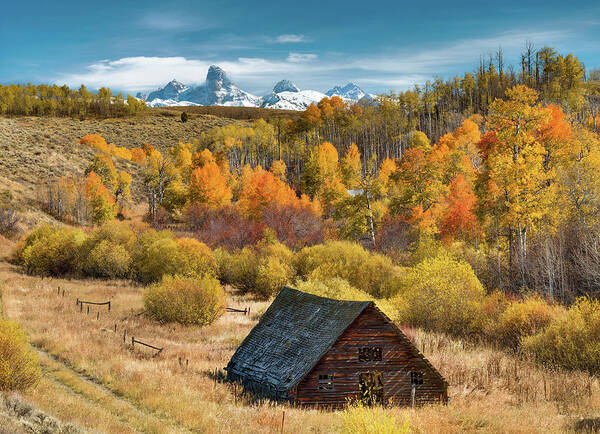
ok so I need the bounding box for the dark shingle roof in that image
[226,287,371,393]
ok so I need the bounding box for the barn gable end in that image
[292,304,448,407]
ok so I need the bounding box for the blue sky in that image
[1,0,599,95]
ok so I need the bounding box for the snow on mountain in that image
[260,80,326,110]
[146,98,201,107]
[143,66,259,108]
[140,68,370,110]
[272,79,300,93]
[325,82,366,101]
[261,90,327,110]
[145,79,189,104]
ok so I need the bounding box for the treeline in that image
[195,46,598,180]
[0,83,146,117]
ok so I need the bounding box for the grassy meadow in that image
[0,247,598,433]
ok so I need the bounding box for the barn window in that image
[410,371,424,385]
[358,347,382,362]
[318,374,334,390]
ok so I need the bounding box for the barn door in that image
[359,372,383,405]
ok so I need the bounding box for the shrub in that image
[181,111,189,123]
[175,237,217,278]
[0,319,41,391]
[185,204,264,249]
[80,221,136,278]
[84,240,131,279]
[392,255,485,335]
[339,404,414,434]
[131,230,216,284]
[492,295,563,348]
[294,241,399,297]
[262,202,324,249]
[523,297,600,373]
[472,290,510,336]
[13,224,54,263]
[19,226,85,276]
[144,275,225,326]
[295,278,397,320]
[222,239,295,298]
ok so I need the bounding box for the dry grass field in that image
[0,241,598,433]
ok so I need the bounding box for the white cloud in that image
[56,56,323,93]
[286,52,318,63]
[275,34,307,43]
[55,28,574,94]
[139,12,211,30]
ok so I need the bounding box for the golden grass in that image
[0,256,598,433]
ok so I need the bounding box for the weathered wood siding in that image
[292,305,447,408]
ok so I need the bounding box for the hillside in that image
[0,112,243,231]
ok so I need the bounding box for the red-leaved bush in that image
[262,203,324,250]
[184,204,264,250]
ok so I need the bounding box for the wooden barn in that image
[225,287,448,408]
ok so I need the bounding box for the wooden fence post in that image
[108,301,111,312]
[281,411,285,434]
[97,311,99,320]
[131,336,135,349]
[123,329,127,344]
[87,305,90,315]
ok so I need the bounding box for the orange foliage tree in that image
[188,161,232,207]
[237,166,299,218]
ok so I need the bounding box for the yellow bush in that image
[131,230,180,284]
[472,290,510,336]
[131,231,216,284]
[295,278,397,320]
[214,247,235,283]
[339,404,415,434]
[84,240,131,279]
[85,220,136,248]
[522,297,600,373]
[493,295,564,348]
[392,255,485,335]
[144,275,225,326]
[0,319,40,391]
[221,239,295,298]
[295,241,399,297]
[19,226,85,276]
[13,224,54,263]
[175,237,217,278]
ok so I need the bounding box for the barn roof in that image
[226,286,372,393]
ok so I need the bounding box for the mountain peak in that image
[325,82,366,100]
[206,65,232,91]
[273,79,300,93]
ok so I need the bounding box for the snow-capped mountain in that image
[143,66,259,107]
[272,79,300,94]
[148,79,189,101]
[325,82,366,101]
[139,67,370,110]
[260,80,326,110]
